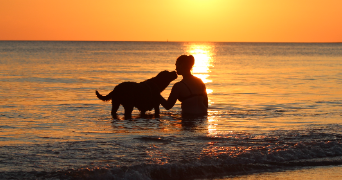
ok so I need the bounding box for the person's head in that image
[175,55,195,75]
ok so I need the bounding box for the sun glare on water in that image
[185,44,215,94]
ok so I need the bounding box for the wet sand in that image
[217,165,342,180]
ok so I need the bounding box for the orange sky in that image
[1,0,341,42]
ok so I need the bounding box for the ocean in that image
[0,41,341,179]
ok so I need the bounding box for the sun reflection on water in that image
[207,116,218,136]
[184,43,215,94]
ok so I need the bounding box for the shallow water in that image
[0,41,341,179]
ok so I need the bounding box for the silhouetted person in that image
[160,55,208,115]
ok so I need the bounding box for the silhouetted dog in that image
[96,70,177,118]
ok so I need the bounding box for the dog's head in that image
[154,70,178,92]
[157,70,178,81]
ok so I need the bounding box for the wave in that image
[4,156,342,180]
[1,125,342,180]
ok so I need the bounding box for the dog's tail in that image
[96,90,113,101]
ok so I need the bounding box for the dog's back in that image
[96,82,137,102]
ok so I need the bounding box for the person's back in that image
[178,76,207,115]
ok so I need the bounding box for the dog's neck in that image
[142,80,162,93]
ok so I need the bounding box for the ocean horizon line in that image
[1,40,341,44]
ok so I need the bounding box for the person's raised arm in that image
[160,83,180,110]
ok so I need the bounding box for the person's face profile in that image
[175,60,184,75]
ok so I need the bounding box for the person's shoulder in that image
[170,81,184,94]
[193,76,205,84]
[172,81,183,88]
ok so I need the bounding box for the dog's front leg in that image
[154,105,160,118]
[140,110,146,117]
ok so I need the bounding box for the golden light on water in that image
[185,44,215,94]
[207,116,218,135]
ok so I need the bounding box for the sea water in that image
[0,41,341,179]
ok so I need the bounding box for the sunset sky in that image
[1,0,341,42]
